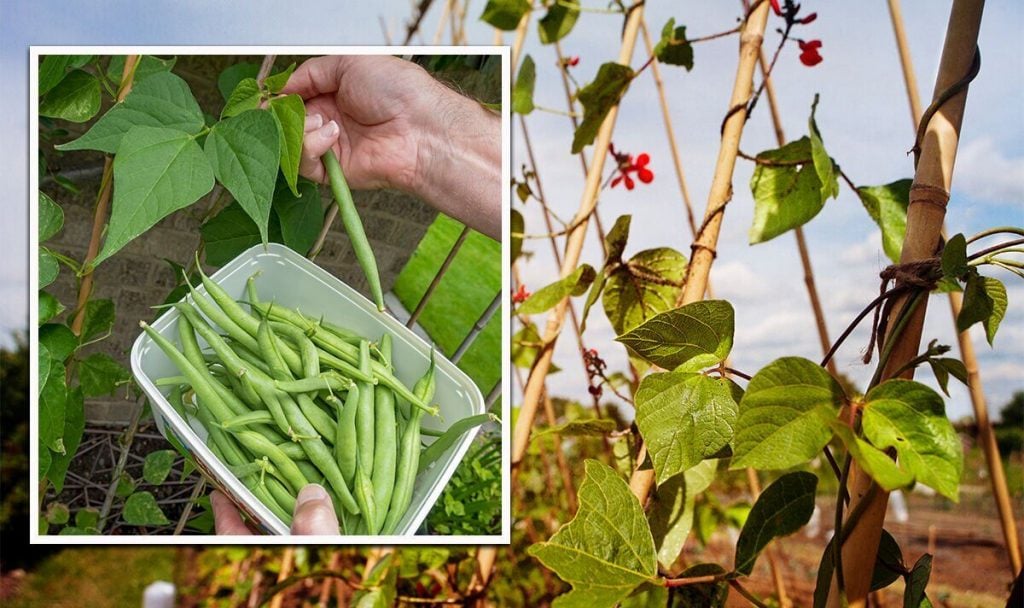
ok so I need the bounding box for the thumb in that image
[290,484,340,535]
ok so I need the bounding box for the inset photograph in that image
[32,49,508,540]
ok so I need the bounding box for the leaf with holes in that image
[39,191,64,242]
[862,380,962,501]
[512,55,536,115]
[93,126,214,266]
[123,491,171,526]
[617,300,733,372]
[538,0,579,43]
[654,18,694,69]
[734,471,817,575]
[79,353,131,397]
[636,372,740,483]
[516,264,596,315]
[857,180,910,263]
[58,72,205,153]
[572,62,634,153]
[731,357,845,470]
[143,450,177,485]
[648,460,717,570]
[749,137,825,244]
[269,94,305,196]
[603,247,686,335]
[528,460,658,607]
[39,70,101,123]
[205,109,280,244]
[480,0,531,30]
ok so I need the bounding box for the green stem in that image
[323,150,385,312]
[867,290,924,389]
[965,226,1024,245]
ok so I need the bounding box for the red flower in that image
[610,147,655,190]
[567,56,580,67]
[512,284,530,304]
[798,12,818,24]
[769,0,782,16]
[798,39,823,67]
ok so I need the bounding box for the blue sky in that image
[3,1,1022,419]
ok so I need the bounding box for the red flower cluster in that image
[582,348,607,398]
[609,143,654,190]
[563,55,580,67]
[512,284,530,304]
[798,39,823,66]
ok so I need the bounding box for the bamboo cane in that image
[629,0,771,502]
[828,2,986,605]
[886,0,1021,576]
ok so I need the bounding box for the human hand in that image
[211,484,340,535]
[283,55,502,240]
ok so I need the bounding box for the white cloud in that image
[954,137,1024,203]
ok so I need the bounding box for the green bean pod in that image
[228,430,309,494]
[221,410,275,429]
[381,351,436,534]
[418,414,496,473]
[371,334,397,525]
[183,275,261,355]
[353,454,380,534]
[257,317,293,382]
[265,476,297,514]
[274,375,353,394]
[331,387,359,486]
[276,441,309,461]
[355,341,376,476]
[322,149,385,312]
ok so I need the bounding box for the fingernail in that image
[295,483,330,508]
[305,114,323,130]
[322,120,339,137]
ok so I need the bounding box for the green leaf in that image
[517,264,596,315]
[511,208,524,262]
[654,19,694,69]
[122,491,171,526]
[731,357,844,470]
[39,247,59,289]
[107,55,176,85]
[39,56,73,96]
[749,137,826,244]
[39,443,52,482]
[616,300,733,372]
[46,502,71,525]
[648,460,716,569]
[480,0,531,30]
[857,180,911,263]
[862,380,963,500]
[535,418,617,439]
[980,276,1007,345]
[39,357,67,453]
[47,387,84,493]
[274,177,322,255]
[39,191,64,242]
[143,450,177,485]
[217,62,260,101]
[264,63,297,93]
[93,126,214,266]
[221,77,262,118]
[80,298,115,344]
[38,343,52,397]
[604,215,632,266]
[927,357,968,397]
[636,372,740,483]
[512,55,536,115]
[808,96,839,202]
[904,554,932,608]
[528,460,657,607]
[734,471,817,575]
[538,0,579,44]
[572,62,634,153]
[269,94,305,196]
[79,353,131,397]
[75,507,101,531]
[619,584,669,608]
[39,291,64,325]
[602,247,686,334]
[115,472,136,498]
[813,529,905,608]
[205,109,281,244]
[201,200,284,266]
[942,233,969,280]
[57,72,205,154]
[956,271,992,333]
[39,323,78,361]
[830,422,914,491]
[39,70,101,122]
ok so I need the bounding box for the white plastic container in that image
[131,243,486,536]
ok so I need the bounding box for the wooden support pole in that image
[886,0,1021,576]
[829,2,986,605]
[630,0,771,502]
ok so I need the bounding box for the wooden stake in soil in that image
[829,2,986,605]
[886,0,1022,576]
[629,0,771,502]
